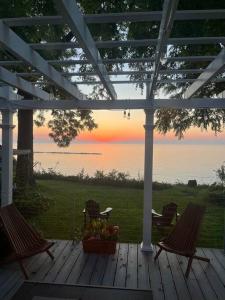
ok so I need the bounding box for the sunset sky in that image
[31,109,225,144]
[32,83,225,145]
[4,83,225,145]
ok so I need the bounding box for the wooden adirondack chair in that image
[152,202,179,228]
[0,204,54,279]
[83,199,112,226]
[154,203,210,278]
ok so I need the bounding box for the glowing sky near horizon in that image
[5,83,225,144]
[32,83,225,144]
[31,109,225,144]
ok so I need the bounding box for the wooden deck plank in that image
[1,241,224,300]
[190,249,218,300]
[0,243,57,300]
[202,248,225,285]
[102,243,120,286]
[126,243,138,288]
[114,243,129,287]
[0,264,25,299]
[211,248,225,269]
[30,240,68,281]
[147,246,164,300]
[54,242,82,283]
[197,248,225,300]
[77,253,98,284]
[0,240,50,294]
[90,254,109,285]
[66,248,89,284]
[43,240,74,283]
[27,240,59,278]
[176,254,205,300]
[166,252,191,300]
[0,267,17,290]
[156,247,178,300]
[137,245,151,290]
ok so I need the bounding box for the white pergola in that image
[0,0,225,252]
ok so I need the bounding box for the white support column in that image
[0,109,15,207]
[141,109,154,252]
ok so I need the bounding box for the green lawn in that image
[32,179,224,248]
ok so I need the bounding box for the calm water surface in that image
[33,143,225,184]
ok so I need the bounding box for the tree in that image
[2,0,225,191]
[77,0,225,139]
[0,0,97,190]
[215,164,225,187]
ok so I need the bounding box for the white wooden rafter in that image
[2,10,225,27]
[147,0,178,98]
[0,20,86,100]
[54,0,117,100]
[1,98,225,110]
[0,56,216,67]
[24,37,225,50]
[184,48,225,98]
[0,66,50,100]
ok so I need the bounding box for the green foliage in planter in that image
[83,219,119,241]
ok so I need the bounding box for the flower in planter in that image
[83,219,119,241]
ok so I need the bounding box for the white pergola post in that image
[141,109,154,252]
[0,109,15,207]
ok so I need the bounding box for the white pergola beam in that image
[184,48,225,98]
[147,0,178,98]
[73,78,225,84]
[0,56,216,67]
[0,85,18,100]
[54,0,117,100]
[0,20,86,100]
[2,10,225,26]
[0,66,50,100]
[1,98,225,110]
[17,78,225,86]
[28,37,225,50]
[15,68,204,77]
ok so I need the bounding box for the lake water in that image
[33,142,225,184]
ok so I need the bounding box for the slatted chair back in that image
[0,204,46,258]
[162,203,205,255]
[86,200,100,220]
[161,202,178,225]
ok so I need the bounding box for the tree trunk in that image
[15,92,35,190]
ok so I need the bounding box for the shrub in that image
[14,188,50,218]
[34,168,172,190]
[206,191,225,207]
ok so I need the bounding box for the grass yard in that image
[31,179,224,248]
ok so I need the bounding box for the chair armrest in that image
[152,209,162,217]
[100,207,113,215]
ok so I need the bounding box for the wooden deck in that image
[0,241,225,300]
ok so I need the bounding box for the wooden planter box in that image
[82,239,117,254]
